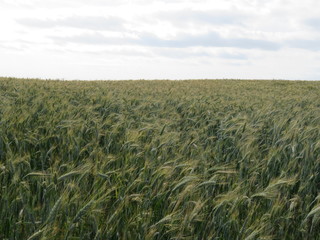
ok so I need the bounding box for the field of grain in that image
[0,78,320,239]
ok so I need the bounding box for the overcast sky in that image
[1,0,320,80]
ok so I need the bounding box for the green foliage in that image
[0,78,320,239]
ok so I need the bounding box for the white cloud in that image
[16,16,126,31]
[0,0,319,80]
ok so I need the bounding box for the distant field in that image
[0,78,320,240]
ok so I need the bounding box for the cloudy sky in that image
[1,0,320,80]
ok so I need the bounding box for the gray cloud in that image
[156,9,247,26]
[287,39,320,51]
[151,48,249,60]
[305,18,320,30]
[16,16,126,31]
[51,31,280,51]
[137,32,280,50]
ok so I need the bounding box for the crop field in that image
[0,78,320,240]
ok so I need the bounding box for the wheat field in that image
[0,78,320,239]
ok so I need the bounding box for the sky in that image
[0,0,320,80]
